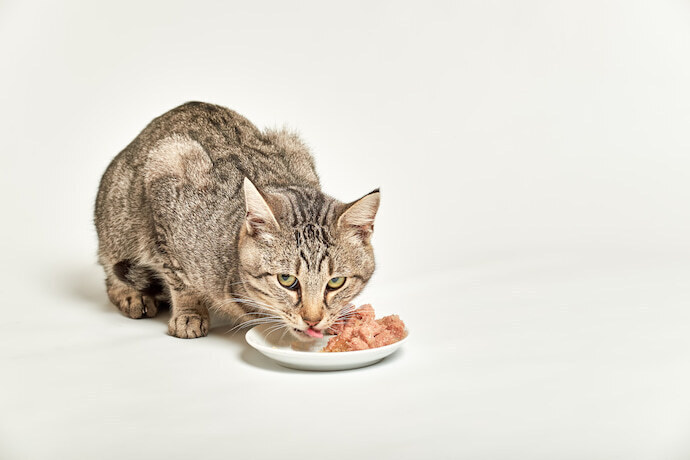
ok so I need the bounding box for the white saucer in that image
[245,324,408,371]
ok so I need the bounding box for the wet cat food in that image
[322,304,406,352]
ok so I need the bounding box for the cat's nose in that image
[304,319,320,328]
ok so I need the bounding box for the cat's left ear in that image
[338,188,380,243]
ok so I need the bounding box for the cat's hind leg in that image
[105,260,168,319]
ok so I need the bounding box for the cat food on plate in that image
[322,304,406,352]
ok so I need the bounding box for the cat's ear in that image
[337,188,380,243]
[243,177,280,236]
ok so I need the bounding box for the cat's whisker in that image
[235,311,279,318]
[232,301,282,314]
[216,297,278,311]
[265,324,289,338]
[233,317,282,326]
[265,323,286,332]
[335,312,357,321]
[219,301,284,317]
[216,296,292,333]
[278,328,290,342]
[231,311,279,322]
[227,314,284,328]
[225,322,278,334]
[229,316,284,329]
[241,314,282,322]
[338,312,356,318]
[234,309,282,317]
[337,307,357,317]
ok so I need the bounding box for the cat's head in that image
[236,177,380,340]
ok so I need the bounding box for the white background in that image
[1,1,690,459]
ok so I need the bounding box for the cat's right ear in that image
[243,177,280,236]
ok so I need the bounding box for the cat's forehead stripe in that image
[283,187,334,228]
[320,200,334,226]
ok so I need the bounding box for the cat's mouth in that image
[292,327,323,340]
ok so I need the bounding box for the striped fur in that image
[95,102,379,339]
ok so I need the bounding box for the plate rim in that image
[245,325,409,358]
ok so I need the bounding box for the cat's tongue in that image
[304,328,323,338]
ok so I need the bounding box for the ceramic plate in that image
[245,324,408,371]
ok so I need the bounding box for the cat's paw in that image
[110,287,159,319]
[168,312,209,339]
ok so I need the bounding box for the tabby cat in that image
[94,102,380,339]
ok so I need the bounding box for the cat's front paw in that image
[168,313,209,339]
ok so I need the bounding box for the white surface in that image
[245,324,409,371]
[2,1,690,459]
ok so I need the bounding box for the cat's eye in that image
[326,277,346,290]
[277,274,299,290]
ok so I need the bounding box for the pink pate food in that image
[322,304,406,352]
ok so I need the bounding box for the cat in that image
[94,101,380,340]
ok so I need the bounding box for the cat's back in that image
[137,101,264,162]
[127,101,320,189]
